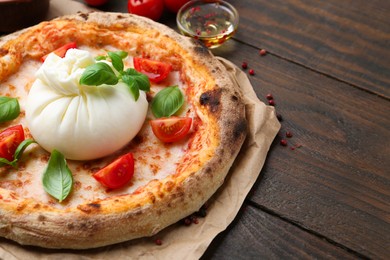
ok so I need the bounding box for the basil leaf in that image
[122,75,140,101]
[42,150,73,202]
[14,139,36,161]
[0,97,20,123]
[0,158,13,168]
[124,68,150,91]
[79,62,118,86]
[151,86,184,118]
[108,52,124,72]
[113,51,128,59]
[95,55,107,61]
[0,139,36,168]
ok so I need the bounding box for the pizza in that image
[0,12,247,249]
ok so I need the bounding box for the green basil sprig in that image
[151,86,184,118]
[79,51,150,101]
[0,97,20,123]
[42,149,73,203]
[0,139,36,168]
[79,62,119,86]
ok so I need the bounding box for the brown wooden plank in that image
[211,41,390,259]
[228,0,390,97]
[202,204,359,259]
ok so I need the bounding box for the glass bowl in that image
[176,0,239,48]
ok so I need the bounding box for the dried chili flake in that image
[249,69,255,75]
[286,131,293,138]
[259,49,267,56]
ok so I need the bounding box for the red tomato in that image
[93,153,135,189]
[150,117,192,143]
[133,57,172,83]
[41,42,77,62]
[84,0,108,6]
[0,125,25,161]
[127,0,164,21]
[163,0,190,13]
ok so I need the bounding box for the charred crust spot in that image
[117,14,125,19]
[67,223,74,230]
[233,118,247,140]
[231,95,239,101]
[77,203,101,214]
[88,203,101,209]
[199,89,222,113]
[37,215,46,222]
[192,41,209,56]
[78,13,89,20]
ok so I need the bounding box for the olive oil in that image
[177,1,239,48]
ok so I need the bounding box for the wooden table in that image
[81,1,390,259]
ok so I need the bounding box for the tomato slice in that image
[93,153,135,189]
[133,57,172,83]
[41,42,77,62]
[0,125,25,161]
[150,117,192,143]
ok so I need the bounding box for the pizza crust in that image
[0,12,247,249]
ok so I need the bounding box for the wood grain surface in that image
[229,0,390,97]
[77,1,390,259]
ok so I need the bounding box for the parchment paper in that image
[0,1,281,259]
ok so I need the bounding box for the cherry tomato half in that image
[163,0,190,13]
[41,42,77,62]
[0,125,25,161]
[84,0,108,6]
[127,0,164,21]
[150,117,192,143]
[93,153,135,189]
[133,57,172,83]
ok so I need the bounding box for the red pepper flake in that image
[268,99,275,106]
[286,131,293,138]
[183,218,192,226]
[290,147,295,150]
[280,139,288,146]
[196,29,201,35]
[155,239,162,246]
[259,49,267,56]
[190,6,201,14]
[249,69,255,75]
[266,93,273,100]
[241,61,248,69]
